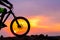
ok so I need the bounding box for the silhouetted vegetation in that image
[0,34,60,40]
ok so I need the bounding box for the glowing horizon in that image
[1,15,60,37]
[0,0,60,37]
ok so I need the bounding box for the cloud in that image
[1,15,60,37]
[28,15,60,35]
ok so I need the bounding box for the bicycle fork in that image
[11,12,22,28]
[3,12,21,28]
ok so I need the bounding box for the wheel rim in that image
[12,19,28,35]
[10,17,30,37]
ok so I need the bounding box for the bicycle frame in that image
[3,9,16,23]
[0,9,30,36]
[3,9,21,27]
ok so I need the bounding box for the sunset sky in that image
[0,0,60,37]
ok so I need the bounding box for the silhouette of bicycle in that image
[3,9,30,37]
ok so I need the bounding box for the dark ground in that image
[0,34,60,40]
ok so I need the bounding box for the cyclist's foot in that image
[2,23,7,27]
[0,23,7,28]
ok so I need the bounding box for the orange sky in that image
[28,16,60,32]
[1,15,60,37]
[0,0,60,37]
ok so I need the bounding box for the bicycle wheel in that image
[10,17,30,37]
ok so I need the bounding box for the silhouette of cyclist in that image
[0,0,13,29]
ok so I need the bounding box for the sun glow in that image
[4,16,60,36]
[28,16,49,28]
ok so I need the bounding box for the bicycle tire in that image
[10,17,30,37]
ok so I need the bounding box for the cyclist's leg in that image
[0,8,7,27]
[0,7,4,13]
[0,7,4,24]
[1,8,7,22]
